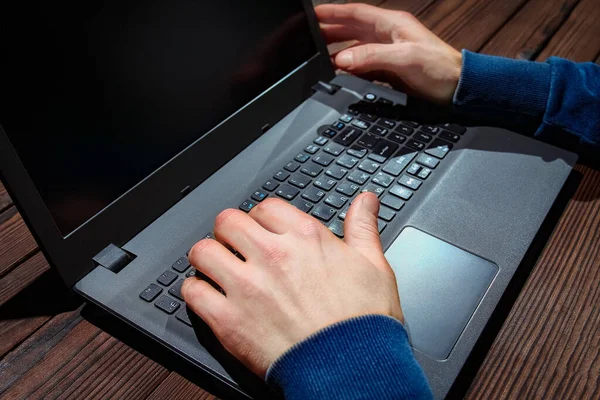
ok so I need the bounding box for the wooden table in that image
[1,0,599,398]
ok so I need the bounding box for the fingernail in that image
[336,51,353,68]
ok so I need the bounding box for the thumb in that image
[335,43,398,74]
[344,192,386,266]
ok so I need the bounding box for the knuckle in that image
[299,220,324,241]
[259,240,288,265]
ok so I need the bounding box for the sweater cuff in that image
[453,50,551,120]
[265,315,432,400]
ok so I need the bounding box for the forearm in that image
[265,315,433,400]
[453,50,600,152]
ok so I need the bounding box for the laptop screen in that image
[0,0,318,235]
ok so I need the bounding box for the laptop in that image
[0,0,577,398]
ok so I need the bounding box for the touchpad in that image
[384,227,498,360]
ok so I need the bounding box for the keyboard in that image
[139,93,466,324]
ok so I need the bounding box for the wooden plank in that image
[480,0,580,59]
[417,0,528,51]
[0,251,50,308]
[537,0,600,62]
[466,165,600,399]
[146,373,218,400]
[0,316,50,360]
[0,183,11,214]
[378,0,437,15]
[0,207,38,278]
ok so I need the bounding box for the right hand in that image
[315,3,462,105]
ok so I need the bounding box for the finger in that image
[188,238,245,291]
[334,42,409,74]
[315,3,384,28]
[344,192,386,267]
[213,208,274,260]
[320,24,375,44]
[249,197,309,235]
[182,277,230,326]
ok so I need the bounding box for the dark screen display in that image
[0,0,317,235]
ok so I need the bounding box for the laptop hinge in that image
[93,243,136,273]
[312,81,341,95]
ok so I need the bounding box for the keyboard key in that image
[262,180,280,191]
[377,220,387,234]
[369,125,388,136]
[289,174,312,189]
[322,128,337,138]
[357,133,380,149]
[291,198,314,213]
[337,154,360,169]
[360,113,378,122]
[339,206,349,220]
[335,127,363,146]
[347,146,367,158]
[362,183,385,197]
[295,153,310,163]
[328,219,345,238]
[274,170,290,182]
[364,93,376,102]
[331,121,346,130]
[348,170,371,185]
[376,97,393,105]
[312,204,337,222]
[326,165,349,179]
[369,140,399,163]
[325,193,349,209]
[324,142,345,156]
[416,154,440,169]
[372,172,395,188]
[157,270,178,286]
[382,148,418,176]
[406,163,422,176]
[398,175,422,190]
[439,130,460,143]
[284,161,300,172]
[314,136,329,146]
[421,125,441,135]
[415,132,433,143]
[396,125,414,136]
[418,167,432,180]
[172,257,190,273]
[439,123,466,135]
[336,182,360,197]
[381,195,405,211]
[251,190,268,202]
[358,160,380,174]
[406,139,425,151]
[314,177,337,191]
[302,186,326,202]
[304,144,320,154]
[239,199,257,212]
[313,153,335,167]
[426,139,453,159]
[401,121,420,128]
[301,163,323,177]
[155,296,180,314]
[378,207,397,222]
[339,114,354,123]
[185,269,196,277]
[351,119,371,130]
[168,279,185,301]
[379,119,396,129]
[276,184,300,200]
[176,308,193,326]
[140,284,162,302]
[388,133,407,144]
[390,185,413,200]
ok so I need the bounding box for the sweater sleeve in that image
[453,49,600,151]
[265,315,433,400]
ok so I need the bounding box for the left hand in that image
[182,193,402,377]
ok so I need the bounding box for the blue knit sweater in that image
[265,51,600,399]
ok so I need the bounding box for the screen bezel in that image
[0,0,334,287]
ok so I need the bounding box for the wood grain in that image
[146,373,218,400]
[0,251,49,308]
[378,0,437,15]
[0,316,50,360]
[0,183,11,214]
[537,0,600,62]
[480,0,581,59]
[0,208,38,278]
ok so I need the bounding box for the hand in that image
[182,193,402,377]
[316,3,462,104]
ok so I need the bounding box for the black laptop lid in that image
[0,0,333,286]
